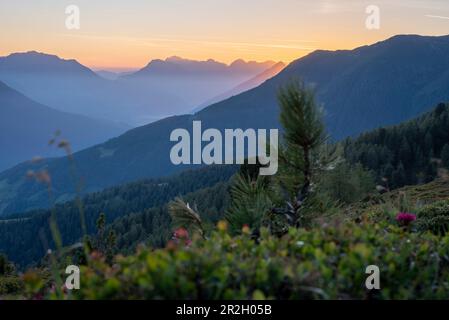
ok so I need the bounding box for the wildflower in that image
[217,220,228,232]
[172,228,191,246]
[396,212,416,226]
[242,224,251,235]
[173,227,189,239]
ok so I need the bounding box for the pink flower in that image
[172,228,192,246]
[173,228,189,239]
[396,212,416,226]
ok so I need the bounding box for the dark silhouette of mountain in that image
[0,81,126,172]
[1,34,449,215]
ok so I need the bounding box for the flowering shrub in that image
[61,221,449,300]
[396,212,416,226]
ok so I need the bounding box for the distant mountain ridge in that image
[126,56,276,77]
[0,80,127,172]
[0,51,96,75]
[1,34,449,216]
[0,51,130,123]
[120,57,279,117]
[0,52,279,125]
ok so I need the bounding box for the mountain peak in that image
[3,50,62,61]
[165,55,184,62]
[363,34,449,51]
[229,58,246,66]
[0,51,97,76]
[230,59,275,67]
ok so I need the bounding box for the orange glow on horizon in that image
[1,0,448,71]
[0,34,380,71]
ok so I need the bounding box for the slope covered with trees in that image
[3,101,449,268]
[344,103,449,189]
[0,165,236,267]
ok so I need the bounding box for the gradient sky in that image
[1,0,449,70]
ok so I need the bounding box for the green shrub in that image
[417,200,449,235]
[0,276,23,296]
[64,221,449,300]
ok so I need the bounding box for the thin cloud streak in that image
[59,33,316,51]
[425,14,449,20]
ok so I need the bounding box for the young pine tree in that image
[274,79,336,226]
[278,79,327,198]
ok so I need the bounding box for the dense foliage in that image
[28,221,449,300]
[417,200,449,235]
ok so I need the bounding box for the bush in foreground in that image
[63,221,449,300]
[417,200,449,235]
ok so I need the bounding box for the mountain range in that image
[118,56,278,122]
[0,52,278,126]
[1,34,449,216]
[0,52,122,122]
[0,81,127,172]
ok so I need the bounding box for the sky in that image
[1,0,449,71]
